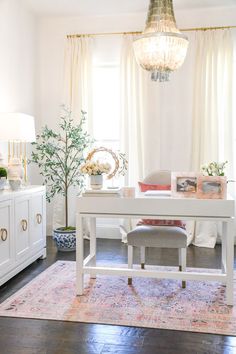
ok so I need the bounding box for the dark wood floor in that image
[0,238,236,354]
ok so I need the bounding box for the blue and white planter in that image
[53,228,76,251]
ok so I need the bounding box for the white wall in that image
[35,5,236,234]
[0,0,36,164]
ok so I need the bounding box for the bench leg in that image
[140,246,145,269]
[128,245,133,285]
[178,248,187,288]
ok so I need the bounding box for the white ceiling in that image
[24,0,236,17]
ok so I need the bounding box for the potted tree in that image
[31,107,92,251]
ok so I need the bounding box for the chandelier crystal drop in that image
[133,0,189,82]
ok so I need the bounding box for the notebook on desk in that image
[82,189,121,197]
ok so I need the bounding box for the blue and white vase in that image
[52,228,76,252]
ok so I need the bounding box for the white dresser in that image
[0,186,46,286]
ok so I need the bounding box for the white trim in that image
[96,225,121,239]
[47,223,121,239]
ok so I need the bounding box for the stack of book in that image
[82,188,121,197]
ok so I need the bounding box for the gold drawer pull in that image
[21,219,28,231]
[36,213,42,224]
[0,228,7,241]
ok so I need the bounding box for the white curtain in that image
[120,35,162,187]
[63,36,93,127]
[120,34,146,186]
[53,36,93,230]
[191,29,233,171]
[191,29,234,247]
[120,35,164,242]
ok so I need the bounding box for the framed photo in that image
[171,172,198,198]
[197,176,227,199]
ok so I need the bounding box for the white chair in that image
[127,170,187,288]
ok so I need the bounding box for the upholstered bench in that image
[127,225,187,288]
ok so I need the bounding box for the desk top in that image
[77,193,235,218]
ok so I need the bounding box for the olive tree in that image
[31,107,92,229]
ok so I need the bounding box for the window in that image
[92,62,122,187]
[92,64,120,150]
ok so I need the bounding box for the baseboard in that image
[47,224,121,239]
[96,225,121,239]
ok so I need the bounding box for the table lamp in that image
[0,112,36,182]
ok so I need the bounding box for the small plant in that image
[0,167,7,178]
[30,107,92,229]
[201,161,228,176]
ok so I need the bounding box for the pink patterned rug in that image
[0,261,235,335]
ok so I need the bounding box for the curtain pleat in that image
[191,29,233,172]
[120,35,161,187]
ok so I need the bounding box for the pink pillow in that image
[137,219,186,229]
[138,181,185,229]
[138,182,171,192]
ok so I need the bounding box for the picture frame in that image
[171,172,198,198]
[197,176,227,199]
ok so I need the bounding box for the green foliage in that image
[0,167,7,178]
[201,161,228,176]
[57,226,76,231]
[30,107,93,227]
[117,152,128,176]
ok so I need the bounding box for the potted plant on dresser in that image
[0,167,7,190]
[31,107,92,251]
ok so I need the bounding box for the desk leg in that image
[221,222,227,273]
[225,220,234,306]
[76,213,84,295]
[90,217,96,279]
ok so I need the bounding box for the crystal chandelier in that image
[133,0,189,82]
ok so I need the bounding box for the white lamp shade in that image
[0,113,36,142]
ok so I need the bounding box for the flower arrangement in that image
[80,160,111,176]
[201,161,228,176]
[85,147,128,179]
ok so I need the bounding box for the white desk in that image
[76,194,235,305]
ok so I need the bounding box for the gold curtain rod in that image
[67,25,236,38]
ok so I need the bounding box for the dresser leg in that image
[39,248,47,259]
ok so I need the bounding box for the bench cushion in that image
[127,225,187,248]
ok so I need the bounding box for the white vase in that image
[9,179,21,191]
[8,157,23,180]
[0,177,6,190]
[90,175,103,190]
